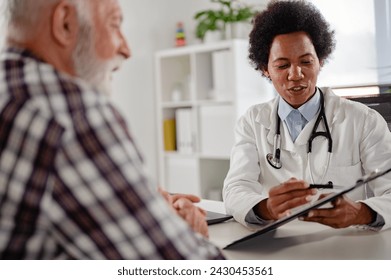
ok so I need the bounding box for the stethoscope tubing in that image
[266,89,333,171]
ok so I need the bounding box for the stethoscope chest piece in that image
[267,133,282,169]
[266,152,282,169]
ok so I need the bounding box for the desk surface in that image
[198,200,391,260]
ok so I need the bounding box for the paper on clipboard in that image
[224,168,391,249]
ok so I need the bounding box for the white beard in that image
[75,53,123,96]
[72,23,123,96]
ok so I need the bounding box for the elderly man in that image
[0,0,224,259]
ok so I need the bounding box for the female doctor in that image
[223,0,391,230]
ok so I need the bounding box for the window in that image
[312,0,391,89]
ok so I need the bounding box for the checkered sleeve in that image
[48,80,224,259]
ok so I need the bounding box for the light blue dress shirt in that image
[278,89,321,142]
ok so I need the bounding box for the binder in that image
[163,119,176,151]
[175,108,194,153]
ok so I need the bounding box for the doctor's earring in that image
[263,71,271,81]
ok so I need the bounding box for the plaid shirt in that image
[0,48,224,259]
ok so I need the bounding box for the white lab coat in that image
[223,87,391,229]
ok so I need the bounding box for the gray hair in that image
[6,0,58,27]
[6,0,92,41]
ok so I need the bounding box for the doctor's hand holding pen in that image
[252,177,377,228]
[252,178,316,220]
[159,188,209,238]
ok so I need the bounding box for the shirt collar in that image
[278,88,321,122]
[3,46,46,64]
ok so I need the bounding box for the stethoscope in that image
[266,89,333,183]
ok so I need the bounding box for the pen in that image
[309,181,333,189]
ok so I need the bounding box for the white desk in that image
[198,200,391,260]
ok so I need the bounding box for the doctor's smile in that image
[289,86,307,93]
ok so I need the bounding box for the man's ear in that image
[52,1,78,47]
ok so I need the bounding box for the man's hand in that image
[159,189,209,238]
[254,178,316,220]
[300,194,376,228]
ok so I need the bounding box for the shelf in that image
[163,152,230,161]
[163,151,197,158]
[198,154,230,160]
[155,40,241,58]
[161,99,233,109]
[161,101,193,108]
[155,39,275,198]
[196,99,233,106]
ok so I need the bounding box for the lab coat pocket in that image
[326,162,361,187]
[325,162,364,200]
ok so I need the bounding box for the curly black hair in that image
[249,0,336,76]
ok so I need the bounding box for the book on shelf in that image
[163,119,176,151]
[175,108,194,154]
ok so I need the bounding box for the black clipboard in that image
[224,167,391,249]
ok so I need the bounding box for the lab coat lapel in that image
[305,119,330,183]
[305,88,345,183]
[255,97,279,147]
[321,87,345,127]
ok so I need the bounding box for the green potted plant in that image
[194,0,257,41]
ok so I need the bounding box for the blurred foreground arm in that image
[159,189,209,238]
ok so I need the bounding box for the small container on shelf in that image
[171,83,183,102]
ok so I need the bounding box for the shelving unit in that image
[155,39,275,199]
